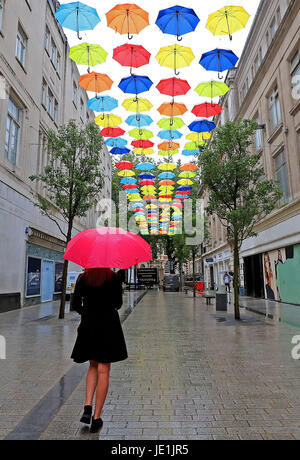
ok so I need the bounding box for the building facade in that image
[0,0,112,311]
[200,0,300,302]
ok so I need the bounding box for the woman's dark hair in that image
[83,268,115,287]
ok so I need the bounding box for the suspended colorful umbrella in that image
[139,173,155,179]
[195,81,230,99]
[158,102,188,117]
[126,114,153,127]
[123,184,138,190]
[158,163,177,171]
[129,128,153,139]
[159,180,175,186]
[105,137,127,147]
[158,130,182,140]
[79,72,113,96]
[55,1,100,40]
[156,77,191,97]
[206,6,250,41]
[178,179,193,185]
[126,188,140,194]
[122,98,153,113]
[200,48,239,79]
[136,162,156,171]
[158,150,178,157]
[186,132,211,142]
[118,169,136,177]
[185,141,204,150]
[110,147,130,155]
[116,161,134,169]
[141,185,156,192]
[69,43,108,72]
[158,172,176,179]
[100,127,125,137]
[131,139,154,149]
[178,185,192,191]
[106,4,149,39]
[119,75,153,96]
[133,148,155,155]
[189,120,216,133]
[182,149,200,156]
[88,95,118,112]
[180,164,198,171]
[179,171,196,178]
[192,103,222,118]
[156,44,195,75]
[158,141,180,151]
[140,180,156,186]
[156,6,200,41]
[95,114,122,127]
[158,117,184,130]
[113,44,151,74]
[121,177,137,184]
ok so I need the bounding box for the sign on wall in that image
[26,257,41,297]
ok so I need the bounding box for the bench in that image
[183,285,194,294]
[203,294,215,305]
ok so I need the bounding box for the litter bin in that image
[216,293,227,311]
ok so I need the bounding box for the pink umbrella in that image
[64,227,152,269]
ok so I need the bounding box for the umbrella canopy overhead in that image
[106,4,149,39]
[113,43,151,73]
[157,117,185,130]
[88,95,118,112]
[195,80,229,99]
[192,102,222,118]
[200,48,239,78]
[156,6,200,41]
[156,44,195,75]
[206,6,250,41]
[95,113,122,127]
[79,72,113,94]
[131,139,154,149]
[122,98,153,113]
[136,162,156,171]
[64,227,152,269]
[118,75,153,95]
[100,127,125,137]
[186,132,211,142]
[158,141,180,151]
[110,147,131,155]
[158,102,188,117]
[105,137,127,147]
[55,1,100,39]
[156,77,191,97]
[126,114,153,127]
[129,128,153,139]
[69,43,108,72]
[188,120,216,133]
[157,130,182,140]
[133,148,155,155]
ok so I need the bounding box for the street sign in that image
[137,268,158,285]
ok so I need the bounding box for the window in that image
[50,39,56,65]
[44,27,50,52]
[73,82,77,106]
[56,52,60,74]
[269,86,281,130]
[274,151,289,204]
[41,79,46,106]
[0,0,4,31]
[254,49,262,73]
[47,88,53,116]
[254,117,263,151]
[80,98,84,119]
[291,50,300,99]
[54,100,58,123]
[16,25,26,66]
[270,17,278,39]
[5,98,21,164]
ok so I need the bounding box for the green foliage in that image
[200,120,282,247]
[30,120,105,240]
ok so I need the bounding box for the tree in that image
[30,121,105,319]
[200,120,282,320]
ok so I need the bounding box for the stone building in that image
[0,0,112,311]
[200,0,300,303]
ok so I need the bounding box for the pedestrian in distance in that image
[70,268,128,433]
[223,272,232,293]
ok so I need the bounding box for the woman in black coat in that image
[70,268,128,433]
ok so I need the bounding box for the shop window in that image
[26,257,41,297]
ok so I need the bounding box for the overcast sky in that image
[61,0,261,161]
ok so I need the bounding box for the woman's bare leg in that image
[85,360,98,406]
[94,363,111,419]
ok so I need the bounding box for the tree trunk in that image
[59,259,69,319]
[233,233,240,320]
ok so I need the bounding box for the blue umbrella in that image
[105,138,127,148]
[131,203,144,208]
[135,212,146,217]
[88,95,118,112]
[156,6,200,41]
[54,1,100,40]
[200,48,239,79]
[177,186,192,191]
[136,162,156,171]
[126,114,153,127]
[110,147,130,155]
[188,120,216,133]
[158,130,183,140]
[182,149,201,156]
[173,215,182,220]
[118,75,153,96]
[139,173,155,180]
[126,189,140,194]
[121,177,137,185]
[158,172,176,179]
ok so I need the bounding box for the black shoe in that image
[80,405,92,425]
[90,417,103,433]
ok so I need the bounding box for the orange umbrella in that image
[79,72,113,95]
[106,4,149,39]
[180,163,198,171]
[158,141,180,151]
[159,180,175,186]
[158,102,188,117]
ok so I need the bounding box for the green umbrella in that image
[69,43,108,72]
[195,80,229,99]
[129,128,153,139]
[157,117,185,130]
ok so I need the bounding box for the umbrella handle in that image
[139,129,143,136]
[174,69,180,76]
[218,72,223,80]
[77,31,82,40]
[128,33,133,40]
[177,35,183,42]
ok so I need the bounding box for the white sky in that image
[61,0,261,162]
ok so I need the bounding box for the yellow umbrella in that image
[159,197,172,202]
[129,128,153,139]
[158,150,178,156]
[118,170,135,177]
[122,98,153,113]
[141,186,156,192]
[156,44,195,75]
[94,114,122,127]
[159,186,174,192]
[186,132,211,142]
[158,163,177,171]
[133,148,155,155]
[206,6,250,41]
[179,172,196,179]
[146,205,158,210]
[178,179,194,185]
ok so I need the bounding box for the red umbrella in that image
[131,139,154,148]
[116,161,134,169]
[123,184,137,189]
[192,103,222,118]
[156,77,191,97]
[133,208,145,212]
[100,127,125,137]
[140,180,156,186]
[173,202,183,208]
[113,44,151,73]
[64,227,152,269]
[176,190,190,195]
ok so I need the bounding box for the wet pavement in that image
[1,290,300,440]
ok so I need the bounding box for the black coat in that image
[70,274,128,364]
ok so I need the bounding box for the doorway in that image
[41,260,54,302]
